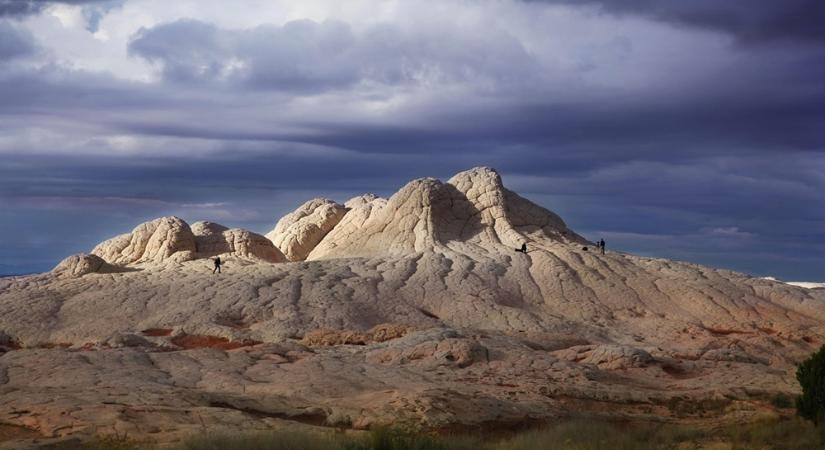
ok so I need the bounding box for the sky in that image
[0,0,823,280]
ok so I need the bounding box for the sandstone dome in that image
[52,253,108,277]
[92,216,197,265]
[190,220,229,236]
[265,198,348,261]
[192,221,286,263]
[307,167,585,260]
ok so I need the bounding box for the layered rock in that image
[308,167,584,260]
[265,198,348,261]
[92,216,196,265]
[192,221,286,262]
[553,344,653,370]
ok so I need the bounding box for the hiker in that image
[213,256,222,274]
[599,239,605,255]
[519,243,527,254]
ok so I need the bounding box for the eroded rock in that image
[52,253,107,277]
[189,222,287,262]
[266,198,348,261]
[553,344,653,370]
[92,216,196,265]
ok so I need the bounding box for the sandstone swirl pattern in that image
[0,167,823,447]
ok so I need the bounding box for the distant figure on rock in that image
[213,257,222,274]
[516,243,527,254]
[599,239,605,255]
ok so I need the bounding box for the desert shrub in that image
[142,418,825,450]
[772,393,794,409]
[176,427,478,450]
[178,430,348,450]
[796,345,825,425]
[725,417,825,450]
[73,433,143,450]
[361,426,477,450]
[488,420,675,450]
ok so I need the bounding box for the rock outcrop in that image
[265,198,348,261]
[308,194,388,259]
[92,216,196,265]
[1,166,824,447]
[192,221,286,262]
[553,344,653,370]
[52,253,107,277]
[308,167,585,260]
[190,220,228,237]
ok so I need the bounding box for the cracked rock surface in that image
[1,167,824,447]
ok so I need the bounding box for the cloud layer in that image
[0,0,823,280]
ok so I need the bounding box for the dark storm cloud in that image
[128,18,536,91]
[0,0,41,17]
[0,21,35,60]
[534,0,825,44]
[118,15,825,156]
[0,0,113,17]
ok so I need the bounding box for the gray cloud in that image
[0,0,112,17]
[80,0,123,33]
[0,21,35,60]
[128,18,536,91]
[0,0,123,33]
[0,0,42,17]
[532,0,825,44]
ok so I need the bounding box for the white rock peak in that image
[77,167,585,270]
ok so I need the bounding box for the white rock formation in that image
[192,221,286,262]
[52,253,107,277]
[1,166,824,447]
[92,216,196,265]
[221,229,287,262]
[307,194,388,259]
[344,193,380,209]
[190,220,229,237]
[785,281,825,289]
[308,167,584,260]
[265,198,348,261]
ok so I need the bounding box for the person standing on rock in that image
[213,257,222,274]
[599,239,605,255]
[519,243,527,254]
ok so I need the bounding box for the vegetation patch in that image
[63,418,825,450]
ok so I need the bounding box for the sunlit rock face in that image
[92,216,197,265]
[265,198,348,261]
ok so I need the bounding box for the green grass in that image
[73,418,825,450]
